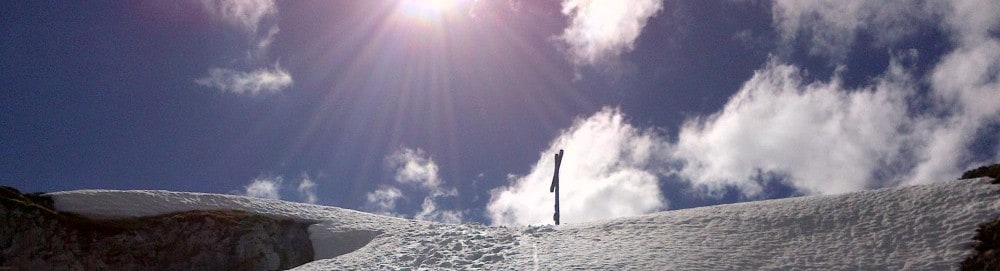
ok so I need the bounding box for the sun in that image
[420,0,455,12]
[399,0,458,20]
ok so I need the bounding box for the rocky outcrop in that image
[0,186,314,270]
[960,163,1000,183]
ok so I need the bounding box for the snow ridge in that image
[50,178,1000,270]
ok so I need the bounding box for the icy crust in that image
[50,178,1000,270]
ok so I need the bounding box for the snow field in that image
[50,178,1000,270]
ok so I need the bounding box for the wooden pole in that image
[551,149,563,225]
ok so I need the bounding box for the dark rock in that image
[962,219,1000,271]
[959,163,1000,181]
[1,187,315,270]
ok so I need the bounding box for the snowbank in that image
[49,178,1000,270]
[48,189,413,260]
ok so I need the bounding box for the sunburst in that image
[399,0,458,21]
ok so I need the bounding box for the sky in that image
[2,0,998,226]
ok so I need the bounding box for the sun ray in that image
[399,0,458,21]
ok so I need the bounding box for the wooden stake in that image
[551,149,563,225]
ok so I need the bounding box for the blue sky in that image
[3,0,998,225]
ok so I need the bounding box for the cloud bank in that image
[674,58,919,195]
[364,148,464,224]
[767,0,1000,185]
[487,108,669,226]
[557,0,663,66]
[908,0,1000,184]
[195,0,292,95]
[489,0,1000,225]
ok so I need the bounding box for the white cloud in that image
[415,195,464,225]
[297,175,318,204]
[930,0,1000,122]
[770,0,939,62]
[364,148,465,224]
[365,186,404,216]
[487,107,669,226]
[556,0,663,66]
[250,25,281,61]
[242,175,282,200]
[387,148,443,190]
[195,0,292,95]
[198,0,277,34]
[673,58,919,196]
[907,0,1000,185]
[676,0,1000,193]
[487,0,1000,226]
[195,63,293,95]
[237,174,321,203]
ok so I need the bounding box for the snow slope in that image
[50,178,999,270]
